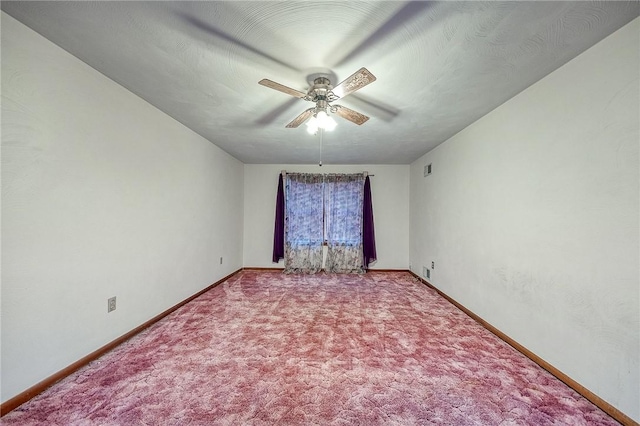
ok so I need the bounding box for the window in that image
[273,173,377,273]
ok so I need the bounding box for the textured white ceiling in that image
[2,1,637,164]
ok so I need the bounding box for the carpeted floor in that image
[3,271,618,425]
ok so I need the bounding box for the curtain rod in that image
[281,170,374,177]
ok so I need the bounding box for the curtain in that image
[324,174,365,273]
[362,176,377,269]
[272,173,285,263]
[284,173,324,273]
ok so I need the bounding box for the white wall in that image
[410,18,639,421]
[1,13,244,403]
[244,164,409,270]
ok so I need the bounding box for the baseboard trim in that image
[241,267,408,273]
[242,267,284,271]
[366,268,408,272]
[408,271,636,426]
[0,268,242,417]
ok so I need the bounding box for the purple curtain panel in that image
[272,174,285,263]
[362,176,377,268]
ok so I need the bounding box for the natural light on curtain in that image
[283,174,324,273]
[324,174,365,273]
[273,172,376,274]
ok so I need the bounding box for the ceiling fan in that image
[259,67,376,132]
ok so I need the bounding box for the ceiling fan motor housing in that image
[308,77,338,104]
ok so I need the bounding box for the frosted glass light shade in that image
[306,110,337,134]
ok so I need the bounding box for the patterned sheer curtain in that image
[324,174,365,273]
[284,173,324,273]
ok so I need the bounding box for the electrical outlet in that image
[108,297,116,313]
[220,257,223,264]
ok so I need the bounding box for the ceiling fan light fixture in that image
[306,119,318,135]
[316,110,337,131]
[306,109,337,134]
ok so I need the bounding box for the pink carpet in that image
[3,271,617,425]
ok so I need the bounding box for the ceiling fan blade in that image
[333,105,370,125]
[332,68,377,99]
[259,79,308,99]
[286,108,315,128]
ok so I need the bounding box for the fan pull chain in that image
[319,128,323,167]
